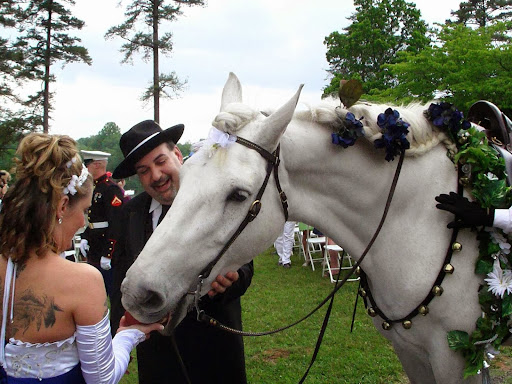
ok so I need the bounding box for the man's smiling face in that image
[135,143,183,205]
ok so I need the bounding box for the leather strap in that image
[198,138,286,280]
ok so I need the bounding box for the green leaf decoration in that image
[447,330,470,350]
[463,356,483,379]
[338,79,363,108]
[475,258,493,275]
[503,294,512,317]
[427,102,512,378]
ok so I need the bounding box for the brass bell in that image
[402,320,412,329]
[367,308,377,317]
[452,242,462,252]
[444,263,455,274]
[358,288,367,298]
[418,305,429,316]
[382,321,392,330]
[459,177,470,186]
[355,267,361,276]
[432,285,444,296]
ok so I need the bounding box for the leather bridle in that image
[189,135,289,308]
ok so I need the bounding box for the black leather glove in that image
[435,192,494,229]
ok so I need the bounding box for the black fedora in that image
[113,120,184,179]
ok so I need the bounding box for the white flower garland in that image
[63,164,89,196]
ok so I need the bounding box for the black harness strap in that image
[358,163,463,328]
[198,151,406,337]
[196,149,406,384]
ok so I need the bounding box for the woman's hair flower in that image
[63,164,89,196]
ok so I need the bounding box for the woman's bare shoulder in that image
[57,259,104,290]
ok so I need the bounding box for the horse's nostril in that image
[141,290,165,309]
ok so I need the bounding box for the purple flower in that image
[331,112,364,149]
[425,102,469,145]
[374,108,410,161]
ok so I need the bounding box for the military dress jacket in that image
[110,191,253,384]
[81,173,124,265]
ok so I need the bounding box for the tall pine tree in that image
[0,0,40,145]
[17,0,91,133]
[449,0,512,28]
[105,0,205,123]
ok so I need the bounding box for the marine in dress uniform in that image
[80,150,125,297]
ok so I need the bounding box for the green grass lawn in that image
[120,247,512,383]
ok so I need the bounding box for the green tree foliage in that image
[0,0,20,99]
[449,0,512,28]
[177,141,190,157]
[0,0,42,143]
[322,0,430,98]
[0,140,18,178]
[377,22,512,114]
[105,0,205,123]
[16,0,92,133]
[77,122,123,171]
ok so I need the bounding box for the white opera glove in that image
[100,256,112,270]
[76,313,145,384]
[80,239,89,257]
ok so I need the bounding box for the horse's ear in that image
[259,84,303,148]
[220,72,243,112]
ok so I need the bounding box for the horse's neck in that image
[281,118,455,263]
[282,120,384,238]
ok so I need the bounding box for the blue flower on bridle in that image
[374,108,411,161]
[424,102,470,145]
[331,112,365,148]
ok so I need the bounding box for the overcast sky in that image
[48,0,462,144]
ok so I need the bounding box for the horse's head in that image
[121,73,303,331]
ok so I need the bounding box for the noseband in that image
[191,136,288,305]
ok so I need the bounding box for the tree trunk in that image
[153,1,160,123]
[43,0,53,133]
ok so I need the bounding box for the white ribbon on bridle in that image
[209,126,236,147]
[202,126,237,157]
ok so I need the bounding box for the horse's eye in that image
[228,190,248,202]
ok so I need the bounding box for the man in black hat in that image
[79,150,125,297]
[110,120,253,384]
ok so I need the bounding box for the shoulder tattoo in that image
[12,288,63,334]
[103,298,108,318]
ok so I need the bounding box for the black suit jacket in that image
[111,191,253,384]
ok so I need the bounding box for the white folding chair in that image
[305,231,325,271]
[293,224,301,253]
[323,238,359,283]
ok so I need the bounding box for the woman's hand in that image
[118,312,165,339]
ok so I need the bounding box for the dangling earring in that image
[58,218,62,224]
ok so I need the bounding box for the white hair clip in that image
[63,164,89,195]
[66,157,77,168]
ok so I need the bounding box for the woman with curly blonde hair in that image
[0,133,163,383]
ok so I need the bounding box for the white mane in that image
[212,103,259,133]
[295,99,456,156]
[212,99,457,157]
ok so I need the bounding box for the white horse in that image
[121,73,486,383]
